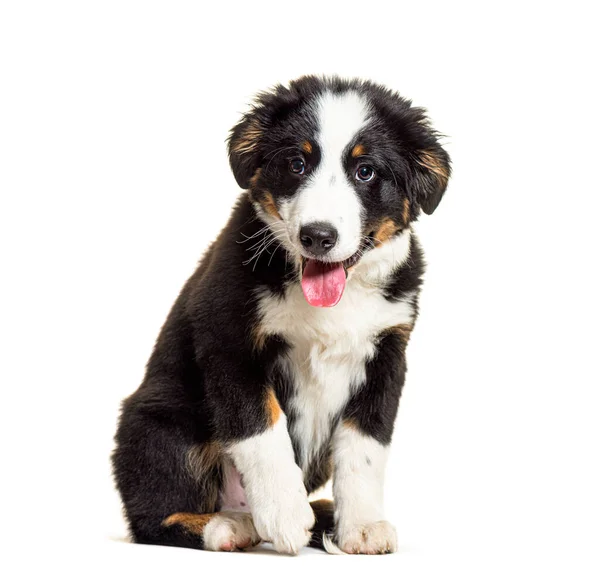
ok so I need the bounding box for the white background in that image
[1,1,599,586]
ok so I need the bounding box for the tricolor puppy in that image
[113,76,450,555]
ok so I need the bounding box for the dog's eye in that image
[356,165,375,182]
[289,159,305,175]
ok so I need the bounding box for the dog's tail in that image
[309,499,345,554]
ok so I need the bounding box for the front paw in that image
[253,490,315,554]
[336,520,397,554]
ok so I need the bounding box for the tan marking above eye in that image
[351,144,366,158]
[301,140,313,154]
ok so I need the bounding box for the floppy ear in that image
[377,96,451,215]
[227,78,320,189]
[409,144,451,215]
[227,114,264,190]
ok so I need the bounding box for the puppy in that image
[112,75,450,555]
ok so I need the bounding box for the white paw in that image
[252,487,315,555]
[202,512,261,552]
[226,415,315,554]
[336,520,397,554]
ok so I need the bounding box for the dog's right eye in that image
[289,159,305,175]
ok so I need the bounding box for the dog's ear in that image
[227,113,264,189]
[227,78,323,189]
[227,80,312,189]
[409,143,451,215]
[376,91,451,215]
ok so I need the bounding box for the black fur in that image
[112,75,450,550]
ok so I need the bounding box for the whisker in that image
[252,236,280,271]
[268,242,283,266]
[245,238,278,265]
[236,226,270,243]
[244,229,287,268]
[246,228,286,251]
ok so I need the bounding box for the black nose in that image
[299,222,339,256]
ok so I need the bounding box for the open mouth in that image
[300,234,376,308]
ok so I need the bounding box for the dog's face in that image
[228,76,450,307]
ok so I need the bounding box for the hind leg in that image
[161,458,261,551]
[113,397,227,550]
[163,511,261,551]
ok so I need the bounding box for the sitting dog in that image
[112,75,450,555]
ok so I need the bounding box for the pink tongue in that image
[301,260,346,307]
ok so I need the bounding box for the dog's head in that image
[228,76,450,307]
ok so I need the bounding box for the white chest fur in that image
[255,232,416,470]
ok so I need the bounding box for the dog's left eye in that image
[355,165,375,182]
[289,159,306,175]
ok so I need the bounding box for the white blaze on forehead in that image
[279,90,371,262]
[314,91,371,165]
